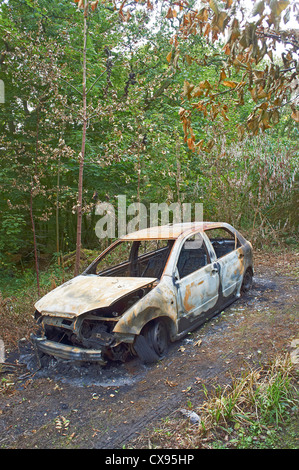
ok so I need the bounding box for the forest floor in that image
[0,249,298,450]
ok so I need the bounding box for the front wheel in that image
[134,319,169,364]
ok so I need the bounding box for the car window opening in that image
[88,240,175,279]
[204,228,241,258]
[177,234,209,279]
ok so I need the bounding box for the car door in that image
[174,232,220,334]
[204,227,243,300]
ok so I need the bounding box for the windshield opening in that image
[87,239,174,279]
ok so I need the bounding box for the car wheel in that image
[134,319,169,364]
[241,269,253,293]
[145,319,169,357]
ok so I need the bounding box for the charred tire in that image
[241,269,253,293]
[134,319,169,364]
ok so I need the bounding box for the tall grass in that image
[199,355,297,430]
[147,354,298,449]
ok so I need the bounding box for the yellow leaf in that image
[166,51,172,63]
[250,87,258,102]
[221,108,229,121]
[222,80,238,88]
[192,86,203,97]
[237,124,245,139]
[271,109,280,124]
[206,139,215,151]
[195,139,204,151]
[229,18,240,41]
[257,87,268,99]
[217,11,228,31]
[185,54,193,65]
[251,0,265,17]
[273,0,290,16]
[91,0,99,11]
[220,69,227,80]
[183,80,195,100]
[187,137,195,151]
[258,102,269,110]
[260,110,271,127]
[223,44,231,55]
[166,7,174,19]
[203,23,211,37]
[209,0,219,16]
[199,80,212,90]
[291,109,299,122]
[147,0,154,11]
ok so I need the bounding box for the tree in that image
[120,0,299,149]
[0,3,72,289]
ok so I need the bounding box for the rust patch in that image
[183,284,194,311]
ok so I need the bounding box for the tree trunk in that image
[30,106,40,296]
[74,1,88,276]
[30,186,40,296]
[56,154,61,266]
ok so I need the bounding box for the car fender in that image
[113,275,178,340]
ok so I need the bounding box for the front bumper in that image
[30,334,107,365]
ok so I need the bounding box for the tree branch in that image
[60,77,82,96]
[86,69,107,95]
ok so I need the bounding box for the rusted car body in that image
[31,222,253,365]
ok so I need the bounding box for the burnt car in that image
[31,222,253,365]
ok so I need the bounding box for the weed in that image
[146,354,298,449]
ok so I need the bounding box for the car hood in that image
[34,275,157,318]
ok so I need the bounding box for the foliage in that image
[0,0,298,287]
[197,134,298,245]
[161,0,299,149]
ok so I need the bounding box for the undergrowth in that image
[144,355,299,449]
[0,249,100,349]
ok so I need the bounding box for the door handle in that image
[211,267,218,274]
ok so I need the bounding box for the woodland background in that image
[0,0,298,296]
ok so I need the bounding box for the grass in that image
[0,249,99,351]
[142,354,299,449]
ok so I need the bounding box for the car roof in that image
[120,222,233,241]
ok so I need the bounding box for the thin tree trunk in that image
[175,134,181,204]
[75,1,88,276]
[137,151,140,204]
[30,186,40,296]
[31,106,40,295]
[56,154,61,266]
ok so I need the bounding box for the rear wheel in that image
[134,319,169,364]
[241,269,253,293]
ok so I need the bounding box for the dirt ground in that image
[0,250,298,449]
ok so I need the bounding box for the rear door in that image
[175,232,220,333]
[204,227,243,299]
